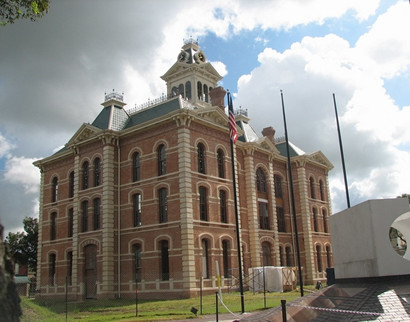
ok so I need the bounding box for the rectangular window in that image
[222,240,229,278]
[133,153,140,182]
[69,171,74,198]
[93,198,100,230]
[67,251,73,285]
[277,206,286,232]
[68,208,73,237]
[50,212,57,240]
[133,193,142,227]
[160,240,169,280]
[49,254,56,286]
[159,188,168,223]
[134,244,142,282]
[259,201,270,230]
[82,200,88,232]
[274,175,283,198]
[199,187,208,221]
[220,190,227,223]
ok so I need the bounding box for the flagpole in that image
[227,91,245,314]
[333,93,350,208]
[280,90,304,297]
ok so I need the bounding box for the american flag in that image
[227,92,238,143]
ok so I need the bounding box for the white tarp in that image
[249,266,284,292]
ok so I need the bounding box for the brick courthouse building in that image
[34,39,333,300]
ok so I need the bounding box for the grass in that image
[20,288,312,321]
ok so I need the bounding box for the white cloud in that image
[0,133,15,158]
[3,156,40,194]
[355,1,410,79]
[235,9,410,211]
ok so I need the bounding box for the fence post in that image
[135,283,138,317]
[65,276,68,322]
[281,299,287,322]
[200,276,203,315]
[215,292,219,322]
[263,267,266,308]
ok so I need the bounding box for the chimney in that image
[209,87,226,110]
[262,126,276,144]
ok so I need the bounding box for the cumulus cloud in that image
[234,4,410,212]
[3,157,40,195]
[0,0,408,233]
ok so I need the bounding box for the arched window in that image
[81,200,88,232]
[93,158,101,187]
[256,168,267,193]
[68,208,73,237]
[82,161,89,190]
[277,206,286,232]
[274,175,283,198]
[159,188,168,223]
[220,190,227,223]
[217,149,225,178]
[323,209,329,233]
[197,143,206,174]
[171,86,178,96]
[199,186,208,221]
[313,208,319,232]
[52,177,58,202]
[178,84,184,98]
[67,251,73,285]
[222,240,230,277]
[197,81,203,100]
[50,212,57,240]
[319,179,325,201]
[93,198,100,230]
[157,145,166,176]
[286,246,293,266]
[279,246,284,266]
[160,240,169,280]
[203,84,209,102]
[132,152,140,182]
[201,239,210,278]
[262,242,271,266]
[69,171,74,198]
[259,201,269,230]
[316,245,323,272]
[185,81,192,100]
[134,243,142,282]
[133,193,142,227]
[309,177,316,199]
[326,245,332,268]
[49,253,56,286]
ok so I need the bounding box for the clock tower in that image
[161,38,223,108]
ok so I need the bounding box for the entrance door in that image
[84,244,97,299]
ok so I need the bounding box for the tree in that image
[5,217,38,274]
[0,0,49,25]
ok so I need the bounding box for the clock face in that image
[178,51,187,62]
[194,51,206,63]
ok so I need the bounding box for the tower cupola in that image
[161,38,223,108]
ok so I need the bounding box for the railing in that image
[234,107,248,117]
[126,93,172,115]
[104,90,124,102]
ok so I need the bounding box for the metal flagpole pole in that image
[280,90,304,297]
[227,91,245,313]
[333,93,350,208]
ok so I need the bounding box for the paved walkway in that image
[240,279,410,321]
[172,278,410,321]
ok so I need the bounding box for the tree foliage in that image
[0,0,49,25]
[5,217,38,273]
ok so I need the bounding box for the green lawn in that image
[19,288,311,321]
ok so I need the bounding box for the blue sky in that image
[1,0,409,234]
